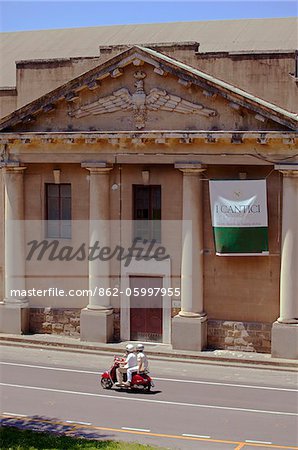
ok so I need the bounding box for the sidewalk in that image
[1,333,298,371]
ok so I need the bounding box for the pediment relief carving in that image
[69,70,217,129]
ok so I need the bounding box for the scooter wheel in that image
[143,384,151,392]
[101,378,113,389]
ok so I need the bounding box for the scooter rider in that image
[136,343,149,373]
[116,344,137,387]
[125,343,149,387]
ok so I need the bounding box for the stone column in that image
[272,165,298,359]
[0,165,29,334]
[172,163,207,350]
[80,164,114,343]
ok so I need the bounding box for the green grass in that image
[0,427,165,450]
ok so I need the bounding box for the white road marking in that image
[122,427,151,432]
[182,434,211,438]
[1,361,297,393]
[66,420,92,425]
[1,382,297,417]
[3,412,28,417]
[154,377,298,392]
[0,361,97,375]
[245,440,272,444]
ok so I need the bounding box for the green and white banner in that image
[209,179,269,256]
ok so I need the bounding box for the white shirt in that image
[124,352,137,369]
[137,351,148,372]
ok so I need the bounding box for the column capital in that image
[81,162,113,174]
[174,163,206,175]
[275,164,298,177]
[1,164,26,173]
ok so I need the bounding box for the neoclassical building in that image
[0,18,297,358]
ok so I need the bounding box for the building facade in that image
[0,19,297,358]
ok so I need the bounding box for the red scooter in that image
[101,356,154,392]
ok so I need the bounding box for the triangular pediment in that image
[0,46,297,132]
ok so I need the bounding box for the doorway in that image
[129,276,163,342]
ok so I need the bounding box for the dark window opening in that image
[133,185,161,242]
[46,183,71,238]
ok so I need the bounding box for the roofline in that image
[12,48,296,68]
[15,56,100,66]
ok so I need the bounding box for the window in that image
[46,184,71,238]
[133,185,161,241]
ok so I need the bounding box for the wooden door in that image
[130,276,163,342]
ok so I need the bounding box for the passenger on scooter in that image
[136,343,149,373]
[125,343,149,386]
[116,344,137,387]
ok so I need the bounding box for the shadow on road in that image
[113,388,162,395]
[0,415,113,442]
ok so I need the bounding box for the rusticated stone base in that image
[29,307,120,340]
[207,320,271,353]
[29,308,81,336]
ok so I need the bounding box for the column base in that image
[86,304,113,311]
[80,307,114,343]
[277,317,298,324]
[271,321,298,359]
[0,303,29,334]
[172,314,207,351]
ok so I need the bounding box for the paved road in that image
[0,345,297,450]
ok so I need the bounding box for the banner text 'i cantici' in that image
[209,179,269,256]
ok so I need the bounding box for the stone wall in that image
[29,309,272,352]
[29,307,121,341]
[171,308,180,318]
[29,308,81,336]
[207,320,271,353]
[113,308,120,342]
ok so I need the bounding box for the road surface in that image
[0,345,297,449]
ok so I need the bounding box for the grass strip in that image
[0,426,164,450]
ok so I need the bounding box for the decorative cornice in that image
[0,130,296,146]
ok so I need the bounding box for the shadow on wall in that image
[207,320,272,353]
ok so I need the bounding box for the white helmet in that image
[125,344,134,353]
[136,343,144,351]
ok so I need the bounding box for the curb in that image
[1,335,297,371]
